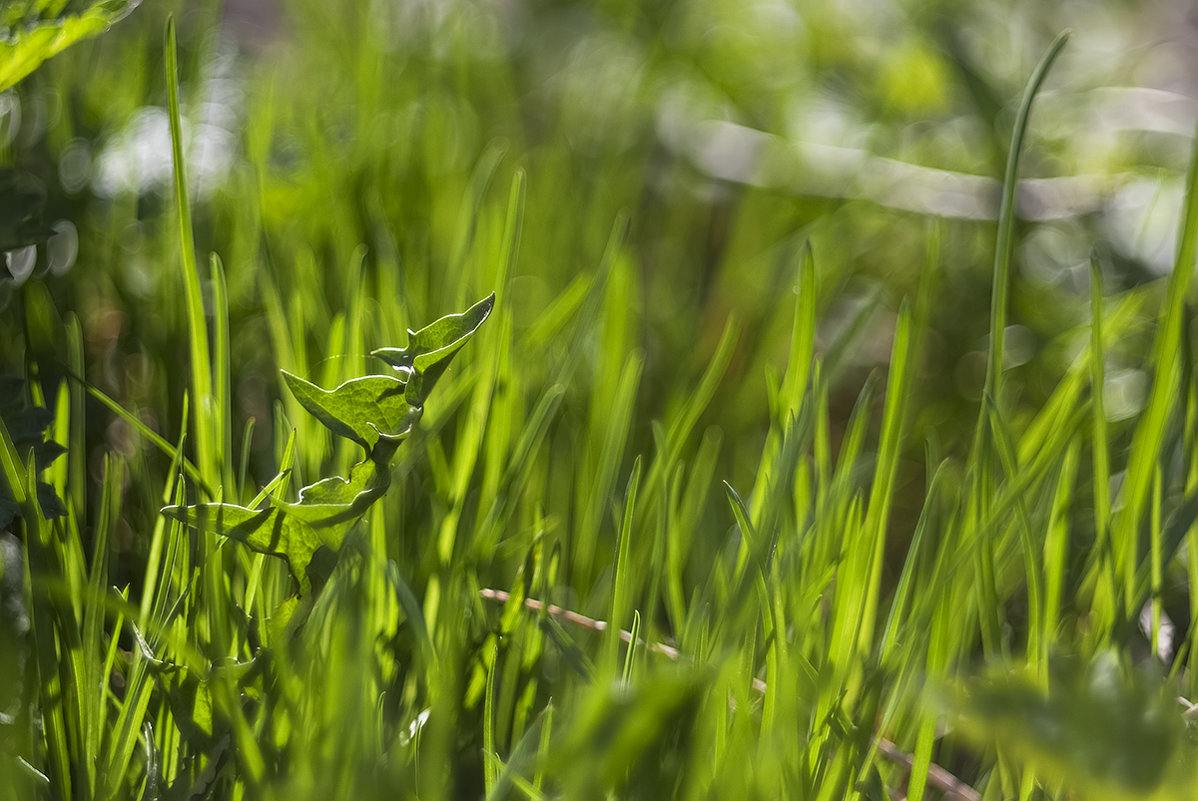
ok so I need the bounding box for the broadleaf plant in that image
[0,377,66,529]
[371,292,497,405]
[163,293,495,634]
[0,0,142,93]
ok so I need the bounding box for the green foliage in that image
[0,168,54,252]
[280,374,415,449]
[952,656,1188,800]
[163,294,493,626]
[0,0,139,92]
[6,2,1198,800]
[0,379,64,528]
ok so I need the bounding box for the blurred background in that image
[3,0,1198,583]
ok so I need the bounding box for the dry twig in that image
[479,587,982,801]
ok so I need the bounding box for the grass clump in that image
[4,3,1198,801]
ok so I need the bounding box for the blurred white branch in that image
[662,87,1198,223]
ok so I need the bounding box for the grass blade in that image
[165,16,216,488]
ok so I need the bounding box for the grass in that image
[4,1,1198,799]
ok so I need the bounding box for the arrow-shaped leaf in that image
[282,372,420,450]
[162,503,321,592]
[162,294,493,639]
[372,292,495,378]
[162,457,390,591]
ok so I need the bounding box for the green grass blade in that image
[986,397,1045,666]
[80,381,210,495]
[606,457,642,670]
[483,639,501,795]
[964,30,1069,663]
[858,302,914,650]
[779,241,817,422]
[1044,442,1079,647]
[82,454,120,796]
[1088,260,1112,594]
[621,609,641,685]
[575,353,643,578]
[165,16,216,488]
[211,253,233,490]
[1114,96,1198,616]
[980,30,1069,409]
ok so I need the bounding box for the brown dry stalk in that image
[479,587,982,801]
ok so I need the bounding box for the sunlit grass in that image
[4,3,1198,800]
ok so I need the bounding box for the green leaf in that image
[160,294,492,639]
[372,292,495,404]
[161,669,215,749]
[161,458,390,591]
[0,1,141,93]
[0,169,54,252]
[950,655,1184,800]
[281,372,419,450]
[162,503,312,582]
[0,389,66,526]
[158,654,259,751]
[372,292,495,373]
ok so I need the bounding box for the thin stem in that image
[479,588,982,801]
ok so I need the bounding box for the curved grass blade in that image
[980,30,1070,409]
[966,30,1069,663]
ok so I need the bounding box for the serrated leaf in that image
[33,479,64,518]
[162,458,390,590]
[0,477,64,529]
[160,294,492,639]
[282,372,419,450]
[0,396,66,526]
[1,403,53,442]
[163,503,322,595]
[371,292,495,375]
[0,399,66,470]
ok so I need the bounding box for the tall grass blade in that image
[164,16,216,488]
[1114,94,1198,616]
[607,457,642,670]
